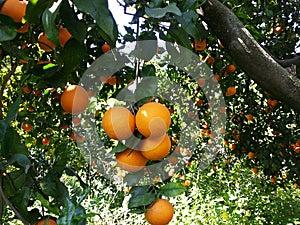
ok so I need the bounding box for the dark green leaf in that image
[60,0,87,42]
[145,3,182,18]
[61,39,87,73]
[0,15,18,41]
[175,11,201,40]
[2,126,27,157]
[42,1,62,45]
[128,192,156,208]
[5,96,20,123]
[73,0,118,45]
[160,182,186,197]
[40,172,57,197]
[25,0,53,24]
[141,65,156,77]
[9,154,31,169]
[168,26,192,50]
[182,0,196,11]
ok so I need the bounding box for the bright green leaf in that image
[160,182,186,197]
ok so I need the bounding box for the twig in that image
[0,63,18,120]
[0,173,30,225]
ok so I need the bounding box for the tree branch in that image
[0,173,30,225]
[201,0,300,112]
[276,55,300,68]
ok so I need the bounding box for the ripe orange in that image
[0,0,27,23]
[145,199,174,225]
[225,86,236,97]
[42,137,50,145]
[37,218,57,225]
[252,167,259,173]
[38,32,55,52]
[102,43,111,53]
[248,151,256,159]
[274,25,283,34]
[197,78,206,87]
[22,123,32,132]
[72,116,81,126]
[23,86,31,94]
[205,56,215,65]
[246,114,254,121]
[116,148,148,172]
[139,133,171,160]
[102,106,135,140]
[136,102,171,138]
[17,21,29,33]
[194,39,206,51]
[60,85,89,114]
[107,76,117,85]
[58,26,72,47]
[226,64,236,73]
[168,156,179,164]
[270,176,277,184]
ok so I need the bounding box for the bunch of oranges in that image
[101,101,172,173]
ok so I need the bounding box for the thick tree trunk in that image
[201,0,300,112]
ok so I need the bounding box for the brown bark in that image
[201,0,300,112]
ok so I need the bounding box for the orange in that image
[17,21,29,33]
[145,199,174,225]
[116,148,148,172]
[60,85,89,114]
[248,151,255,159]
[226,64,236,73]
[58,26,72,47]
[274,25,283,34]
[37,219,57,225]
[182,180,191,187]
[42,137,50,145]
[197,78,206,87]
[23,85,31,94]
[246,114,254,121]
[102,43,111,53]
[22,123,32,132]
[107,76,117,85]
[270,177,277,184]
[252,167,259,173]
[0,0,27,23]
[38,32,55,52]
[102,106,135,140]
[194,39,206,51]
[136,102,171,138]
[139,133,171,160]
[225,86,236,97]
[205,56,215,65]
[72,116,81,126]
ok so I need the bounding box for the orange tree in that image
[0,0,299,224]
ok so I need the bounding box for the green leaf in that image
[134,77,158,102]
[111,141,127,154]
[175,11,201,40]
[2,126,27,157]
[168,26,192,50]
[5,96,20,123]
[42,1,62,45]
[61,39,87,74]
[25,0,53,24]
[73,0,118,45]
[145,3,182,18]
[160,182,186,197]
[141,65,156,77]
[123,170,144,186]
[60,0,87,42]
[149,0,162,8]
[0,15,18,41]
[40,172,57,197]
[36,193,60,215]
[9,154,31,169]
[128,192,156,208]
[182,0,196,11]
